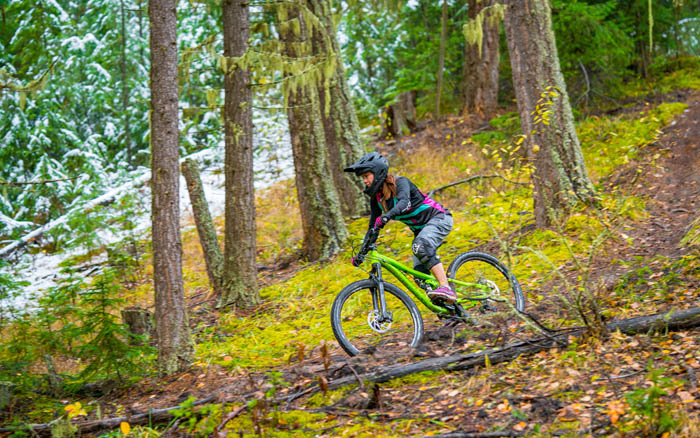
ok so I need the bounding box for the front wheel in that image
[331,279,424,356]
[447,252,525,337]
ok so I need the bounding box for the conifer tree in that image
[221,0,260,308]
[278,3,347,261]
[462,0,500,119]
[502,0,598,228]
[310,0,367,218]
[149,0,194,375]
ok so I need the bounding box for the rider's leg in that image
[412,214,455,301]
[430,263,449,287]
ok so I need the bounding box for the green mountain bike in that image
[331,228,525,356]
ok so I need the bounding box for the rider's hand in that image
[374,215,389,230]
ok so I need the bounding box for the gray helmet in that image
[344,152,389,197]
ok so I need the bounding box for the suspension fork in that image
[369,262,391,321]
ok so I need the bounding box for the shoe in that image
[428,285,456,303]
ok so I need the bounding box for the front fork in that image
[369,263,391,321]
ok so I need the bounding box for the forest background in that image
[1,0,700,436]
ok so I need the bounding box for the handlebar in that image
[353,228,379,266]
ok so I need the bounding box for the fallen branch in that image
[0,148,219,260]
[297,306,700,397]
[427,175,528,198]
[0,176,81,186]
[0,397,216,436]
[215,405,247,438]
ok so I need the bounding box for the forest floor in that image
[75,91,700,438]
[4,90,700,437]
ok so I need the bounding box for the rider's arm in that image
[368,199,382,231]
[381,177,412,220]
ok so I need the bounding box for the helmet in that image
[344,152,389,197]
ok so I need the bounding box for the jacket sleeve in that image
[382,177,412,220]
[368,198,382,231]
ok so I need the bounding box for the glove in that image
[351,254,364,267]
[374,215,389,230]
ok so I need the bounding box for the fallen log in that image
[1,397,216,436]
[310,306,700,395]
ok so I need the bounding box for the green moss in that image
[578,102,687,180]
[306,385,356,407]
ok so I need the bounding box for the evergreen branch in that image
[0,176,81,186]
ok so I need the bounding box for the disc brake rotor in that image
[367,310,392,333]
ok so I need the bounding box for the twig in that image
[578,60,591,107]
[684,364,698,390]
[427,175,528,198]
[214,405,247,437]
[347,364,365,391]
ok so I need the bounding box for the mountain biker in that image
[344,152,456,303]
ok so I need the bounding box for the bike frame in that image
[365,249,491,319]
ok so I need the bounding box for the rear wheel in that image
[331,279,424,356]
[447,252,525,339]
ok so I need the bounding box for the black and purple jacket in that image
[369,176,450,234]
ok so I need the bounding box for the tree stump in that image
[381,91,417,139]
[0,381,15,409]
[121,306,154,345]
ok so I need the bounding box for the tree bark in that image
[311,0,367,218]
[182,159,224,298]
[280,7,348,261]
[463,0,500,119]
[120,0,132,167]
[435,0,448,120]
[502,0,597,228]
[121,306,154,346]
[149,0,194,375]
[381,91,417,139]
[221,0,259,309]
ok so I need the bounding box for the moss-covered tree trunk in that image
[435,0,448,120]
[148,0,193,376]
[310,0,367,218]
[221,0,259,309]
[503,0,597,228]
[181,159,224,298]
[280,6,348,261]
[462,0,500,119]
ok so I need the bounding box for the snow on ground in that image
[1,127,294,315]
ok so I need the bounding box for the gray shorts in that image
[412,213,453,272]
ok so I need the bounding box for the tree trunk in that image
[149,0,194,376]
[435,0,448,120]
[463,0,500,119]
[502,0,597,228]
[280,7,348,261]
[182,159,224,298]
[311,0,367,218]
[121,306,154,346]
[221,0,259,309]
[381,91,417,139]
[120,0,132,167]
